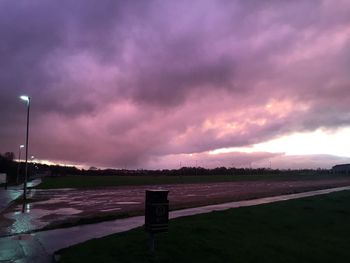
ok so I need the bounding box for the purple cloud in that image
[1,0,350,168]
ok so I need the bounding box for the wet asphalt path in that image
[0,179,41,213]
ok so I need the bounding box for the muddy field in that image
[1,177,350,236]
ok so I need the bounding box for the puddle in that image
[35,188,76,191]
[100,208,121,212]
[116,202,141,205]
[4,206,82,235]
[67,201,86,205]
[49,208,82,215]
[33,197,70,205]
[5,207,82,220]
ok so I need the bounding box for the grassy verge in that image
[37,174,338,189]
[58,190,350,262]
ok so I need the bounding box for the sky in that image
[1,0,350,170]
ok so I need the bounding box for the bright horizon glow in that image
[210,127,350,158]
[35,158,87,169]
[31,128,350,170]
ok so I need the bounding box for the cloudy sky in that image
[1,0,350,169]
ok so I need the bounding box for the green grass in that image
[37,174,337,189]
[58,190,350,262]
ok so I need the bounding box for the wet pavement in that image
[0,184,22,214]
[0,179,41,213]
[0,190,22,214]
[1,185,350,263]
[2,177,350,237]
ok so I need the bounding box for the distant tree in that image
[3,152,15,161]
[89,166,98,171]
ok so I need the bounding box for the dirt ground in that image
[1,177,350,236]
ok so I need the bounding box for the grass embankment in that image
[37,173,336,189]
[58,190,350,262]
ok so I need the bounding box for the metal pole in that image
[16,146,22,185]
[149,232,155,254]
[23,98,30,201]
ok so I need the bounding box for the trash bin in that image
[145,190,169,233]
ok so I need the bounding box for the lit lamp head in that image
[20,145,24,149]
[20,95,30,105]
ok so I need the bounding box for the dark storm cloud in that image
[0,0,143,114]
[1,0,350,168]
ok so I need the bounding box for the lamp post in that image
[20,95,30,201]
[16,144,24,184]
[30,155,36,179]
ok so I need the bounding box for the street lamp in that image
[16,144,24,184]
[20,95,30,201]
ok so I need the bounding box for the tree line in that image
[0,151,331,185]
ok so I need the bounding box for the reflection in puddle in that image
[33,197,69,205]
[100,208,121,212]
[4,206,82,235]
[21,203,31,213]
[116,202,141,205]
[6,212,34,235]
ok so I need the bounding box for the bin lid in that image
[146,189,169,202]
[146,189,169,192]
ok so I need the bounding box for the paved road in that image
[1,185,350,263]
